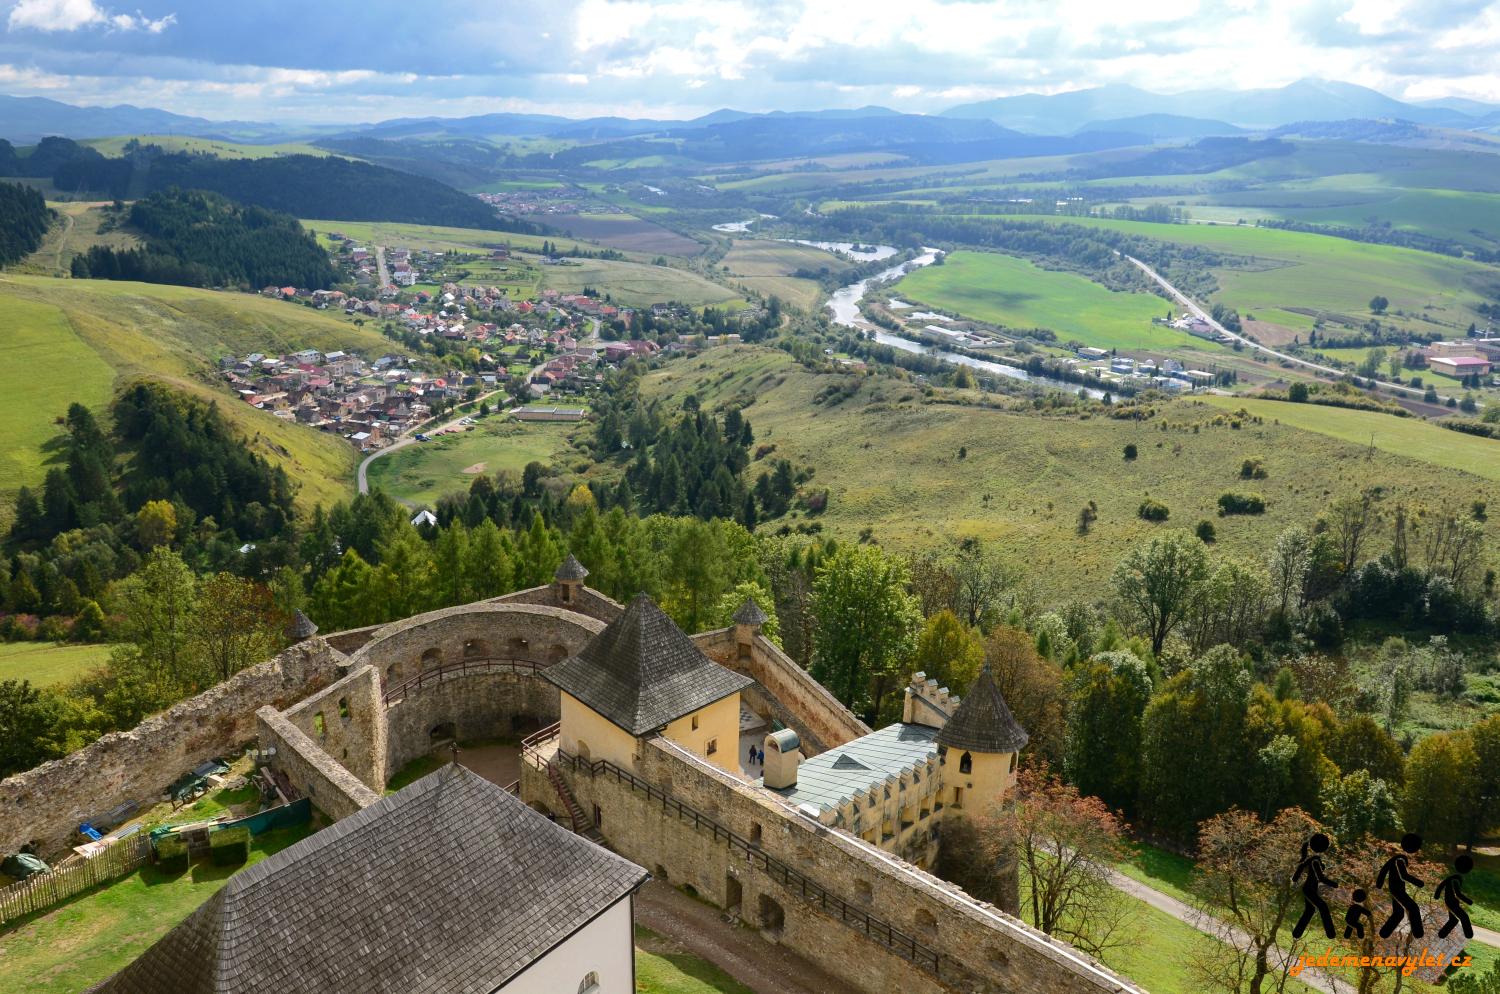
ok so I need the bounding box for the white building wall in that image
[502,895,635,994]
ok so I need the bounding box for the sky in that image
[2,0,1499,123]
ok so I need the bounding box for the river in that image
[825,246,1102,397]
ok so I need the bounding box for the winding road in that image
[1124,255,1469,408]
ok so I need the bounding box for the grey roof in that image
[767,722,939,813]
[544,593,752,736]
[731,597,768,626]
[90,767,647,994]
[935,666,1029,754]
[286,609,318,641]
[555,553,589,581]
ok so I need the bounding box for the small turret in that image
[554,554,588,604]
[732,597,767,657]
[286,609,319,643]
[937,666,1028,814]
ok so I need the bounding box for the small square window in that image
[706,738,718,755]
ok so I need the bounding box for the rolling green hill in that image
[0,274,394,523]
[638,346,1500,596]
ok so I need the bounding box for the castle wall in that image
[256,707,379,821]
[694,628,869,755]
[281,665,388,791]
[350,602,604,690]
[386,673,560,778]
[523,736,1140,994]
[0,640,344,857]
[492,583,624,624]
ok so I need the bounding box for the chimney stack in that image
[762,728,802,789]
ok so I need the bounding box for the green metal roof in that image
[764,722,939,814]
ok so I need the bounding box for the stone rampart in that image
[493,582,623,624]
[281,665,387,791]
[256,707,379,821]
[524,736,1139,994]
[0,639,344,857]
[384,672,561,777]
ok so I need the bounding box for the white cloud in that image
[8,0,174,33]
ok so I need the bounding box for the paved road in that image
[1124,254,1469,408]
[375,245,390,290]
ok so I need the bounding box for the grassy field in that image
[719,239,849,311]
[1039,217,1498,342]
[301,218,624,259]
[0,293,116,502]
[1199,395,1500,482]
[368,419,579,506]
[0,641,111,687]
[538,257,745,309]
[895,251,1187,350]
[638,347,1500,597]
[80,135,338,159]
[0,275,391,519]
[534,212,702,256]
[635,927,755,994]
[17,203,141,278]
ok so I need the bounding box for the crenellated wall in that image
[0,639,344,857]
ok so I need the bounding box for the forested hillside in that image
[52,148,528,231]
[68,189,337,289]
[0,182,51,267]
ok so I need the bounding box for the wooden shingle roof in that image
[89,766,647,994]
[935,666,1029,754]
[544,594,752,736]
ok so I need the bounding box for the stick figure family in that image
[1291,832,1475,942]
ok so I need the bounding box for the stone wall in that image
[282,665,387,791]
[256,707,379,821]
[0,639,344,857]
[524,737,1140,994]
[385,672,561,778]
[493,582,624,624]
[350,601,605,690]
[695,628,869,754]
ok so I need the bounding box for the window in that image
[313,712,326,737]
[1009,752,1018,773]
[959,752,973,775]
[706,738,718,755]
[691,715,699,731]
[337,698,350,721]
[578,971,600,994]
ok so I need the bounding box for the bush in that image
[1138,499,1170,522]
[1239,457,1267,479]
[209,825,251,865]
[1217,492,1266,515]
[1195,519,1217,543]
[1123,443,1138,460]
[1288,383,1309,403]
[155,834,189,873]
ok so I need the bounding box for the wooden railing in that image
[543,741,942,978]
[0,834,152,926]
[382,656,552,705]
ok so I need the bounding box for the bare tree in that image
[1326,490,1376,584]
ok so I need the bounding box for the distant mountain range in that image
[941,79,1500,134]
[2,79,1498,149]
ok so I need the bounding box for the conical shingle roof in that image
[554,553,589,582]
[544,594,752,735]
[935,666,1029,754]
[731,597,768,626]
[286,609,319,641]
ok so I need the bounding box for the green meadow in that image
[368,419,580,507]
[894,250,1188,350]
[719,239,849,311]
[0,641,112,688]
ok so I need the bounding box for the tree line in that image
[0,181,51,267]
[69,189,337,289]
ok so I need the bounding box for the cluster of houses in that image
[1072,346,1212,391]
[1169,314,1239,345]
[219,349,480,450]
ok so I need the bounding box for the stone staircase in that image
[545,762,606,846]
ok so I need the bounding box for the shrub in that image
[1123,443,1138,460]
[1288,383,1309,403]
[1239,457,1267,480]
[1217,492,1266,515]
[1195,519,1217,543]
[155,834,189,873]
[1138,499,1170,522]
[209,825,251,865]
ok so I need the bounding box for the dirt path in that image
[53,211,75,274]
[635,881,855,994]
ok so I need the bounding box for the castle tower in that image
[554,553,589,605]
[935,666,1028,816]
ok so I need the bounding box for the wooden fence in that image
[0,834,152,926]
